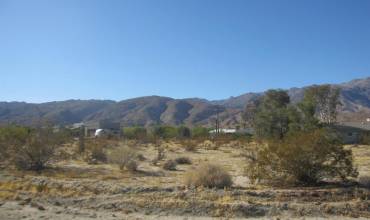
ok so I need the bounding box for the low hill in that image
[0,77,369,127]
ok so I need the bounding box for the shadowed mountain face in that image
[0,77,369,127]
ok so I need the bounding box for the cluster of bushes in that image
[162,156,192,171]
[244,87,358,185]
[0,125,70,171]
[84,139,108,164]
[122,125,210,140]
[122,127,147,140]
[245,129,358,185]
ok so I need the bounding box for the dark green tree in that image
[177,126,191,139]
[253,90,290,140]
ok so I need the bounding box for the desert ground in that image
[0,139,369,220]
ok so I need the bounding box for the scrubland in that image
[0,137,369,220]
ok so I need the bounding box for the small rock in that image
[38,205,46,211]
[30,202,45,211]
[19,198,32,206]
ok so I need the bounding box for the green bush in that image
[177,126,191,138]
[123,127,147,139]
[191,127,209,138]
[12,128,59,171]
[184,163,232,188]
[151,126,178,139]
[245,129,358,185]
[0,126,30,160]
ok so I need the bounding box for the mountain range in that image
[1,77,369,127]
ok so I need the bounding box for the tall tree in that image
[304,85,341,124]
[253,90,290,140]
[241,98,260,128]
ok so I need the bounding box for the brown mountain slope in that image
[0,77,369,127]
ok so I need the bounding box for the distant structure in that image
[209,128,236,134]
[334,119,370,144]
[69,119,121,137]
[209,128,254,135]
[84,119,121,137]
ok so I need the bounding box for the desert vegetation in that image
[184,163,233,188]
[0,86,369,219]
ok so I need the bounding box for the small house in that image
[84,119,121,137]
[333,121,370,144]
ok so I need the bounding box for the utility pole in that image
[215,106,220,135]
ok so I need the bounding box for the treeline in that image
[122,126,210,140]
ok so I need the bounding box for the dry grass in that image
[108,146,138,172]
[1,140,370,218]
[184,163,232,188]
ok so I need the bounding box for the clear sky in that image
[1,0,370,103]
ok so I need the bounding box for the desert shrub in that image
[136,153,146,161]
[12,128,60,171]
[245,129,358,185]
[191,127,209,138]
[184,163,232,188]
[178,139,197,151]
[0,126,30,160]
[151,146,165,165]
[163,160,177,170]
[175,156,192,164]
[108,146,138,172]
[123,127,147,140]
[177,126,191,138]
[125,160,138,172]
[90,145,107,163]
[84,139,108,164]
[151,125,178,139]
[184,144,197,152]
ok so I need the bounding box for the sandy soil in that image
[0,140,369,219]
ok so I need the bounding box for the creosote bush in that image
[245,129,358,185]
[0,126,30,161]
[184,163,232,188]
[175,156,192,164]
[151,146,165,165]
[84,140,107,164]
[12,128,61,171]
[108,146,138,172]
[162,160,177,171]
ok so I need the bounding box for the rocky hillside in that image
[0,97,232,127]
[0,77,369,127]
[213,77,370,122]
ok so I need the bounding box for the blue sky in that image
[1,0,370,103]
